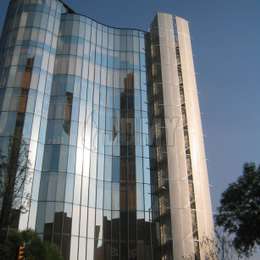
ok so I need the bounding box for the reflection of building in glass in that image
[0,0,214,259]
[43,212,72,260]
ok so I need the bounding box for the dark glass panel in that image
[112,156,120,182]
[137,240,145,260]
[53,233,62,248]
[128,182,136,211]
[63,92,73,134]
[129,210,137,241]
[144,243,153,260]
[95,239,104,260]
[103,210,111,241]
[120,211,128,242]
[0,112,17,136]
[120,242,128,260]
[111,210,119,241]
[129,241,137,260]
[120,158,127,182]
[21,58,34,89]
[111,241,119,260]
[43,145,66,171]
[120,182,127,211]
[104,240,112,260]
[127,159,136,183]
[137,211,145,241]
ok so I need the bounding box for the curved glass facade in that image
[38,7,155,260]
[0,1,214,260]
[0,0,159,259]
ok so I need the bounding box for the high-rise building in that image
[0,0,214,259]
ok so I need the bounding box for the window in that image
[71,205,80,235]
[95,209,103,240]
[96,180,103,209]
[144,184,152,211]
[90,152,97,178]
[81,177,89,206]
[102,29,108,48]
[88,178,96,208]
[97,153,104,180]
[104,155,112,181]
[108,32,114,49]
[104,181,111,210]
[63,92,73,134]
[112,183,119,210]
[112,156,120,182]
[97,29,102,46]
[136,183,144,211]
[56,172,66,201]
[136,157,143,183]
[73,175,81,204]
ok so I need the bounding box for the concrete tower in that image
[0,1,214,259]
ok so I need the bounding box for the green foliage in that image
[216,163,260,257]
[0,136,31,240]
[44,242,63,260]
[0,229,63,260]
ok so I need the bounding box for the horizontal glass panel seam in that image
[4,25,59,38]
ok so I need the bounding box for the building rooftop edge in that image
[58,0,148,33]
[156,12,189,23]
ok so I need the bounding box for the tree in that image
[214,227,240,260]
[0,229,63,260]
[0,135,32,240]
[216,162,260,257]
[44,242,64,260]
[182,230,240,260]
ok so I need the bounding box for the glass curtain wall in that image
[0,0,65,232]
[0,0,161,259]
[38,12,157,260]
[0,1,217,259]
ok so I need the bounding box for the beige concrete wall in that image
[176,14,214,246]
[157,13,214,259]
[157,13,194,259]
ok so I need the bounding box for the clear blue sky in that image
[1,0,260,258]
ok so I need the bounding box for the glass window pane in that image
[104,155,112,181]
[112,156,120,182]
[65,174,74,203]
[87,238,94,260]
[87,209,95,238]
[136,157,143,183]
[112,183,119,210]
[71,205,80,236]
[137,183,144,211]
[96,180,104,209]
[81,177,89,206]
[89,178,96,208]
[95,209,103,240]
[104,181,111,210]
